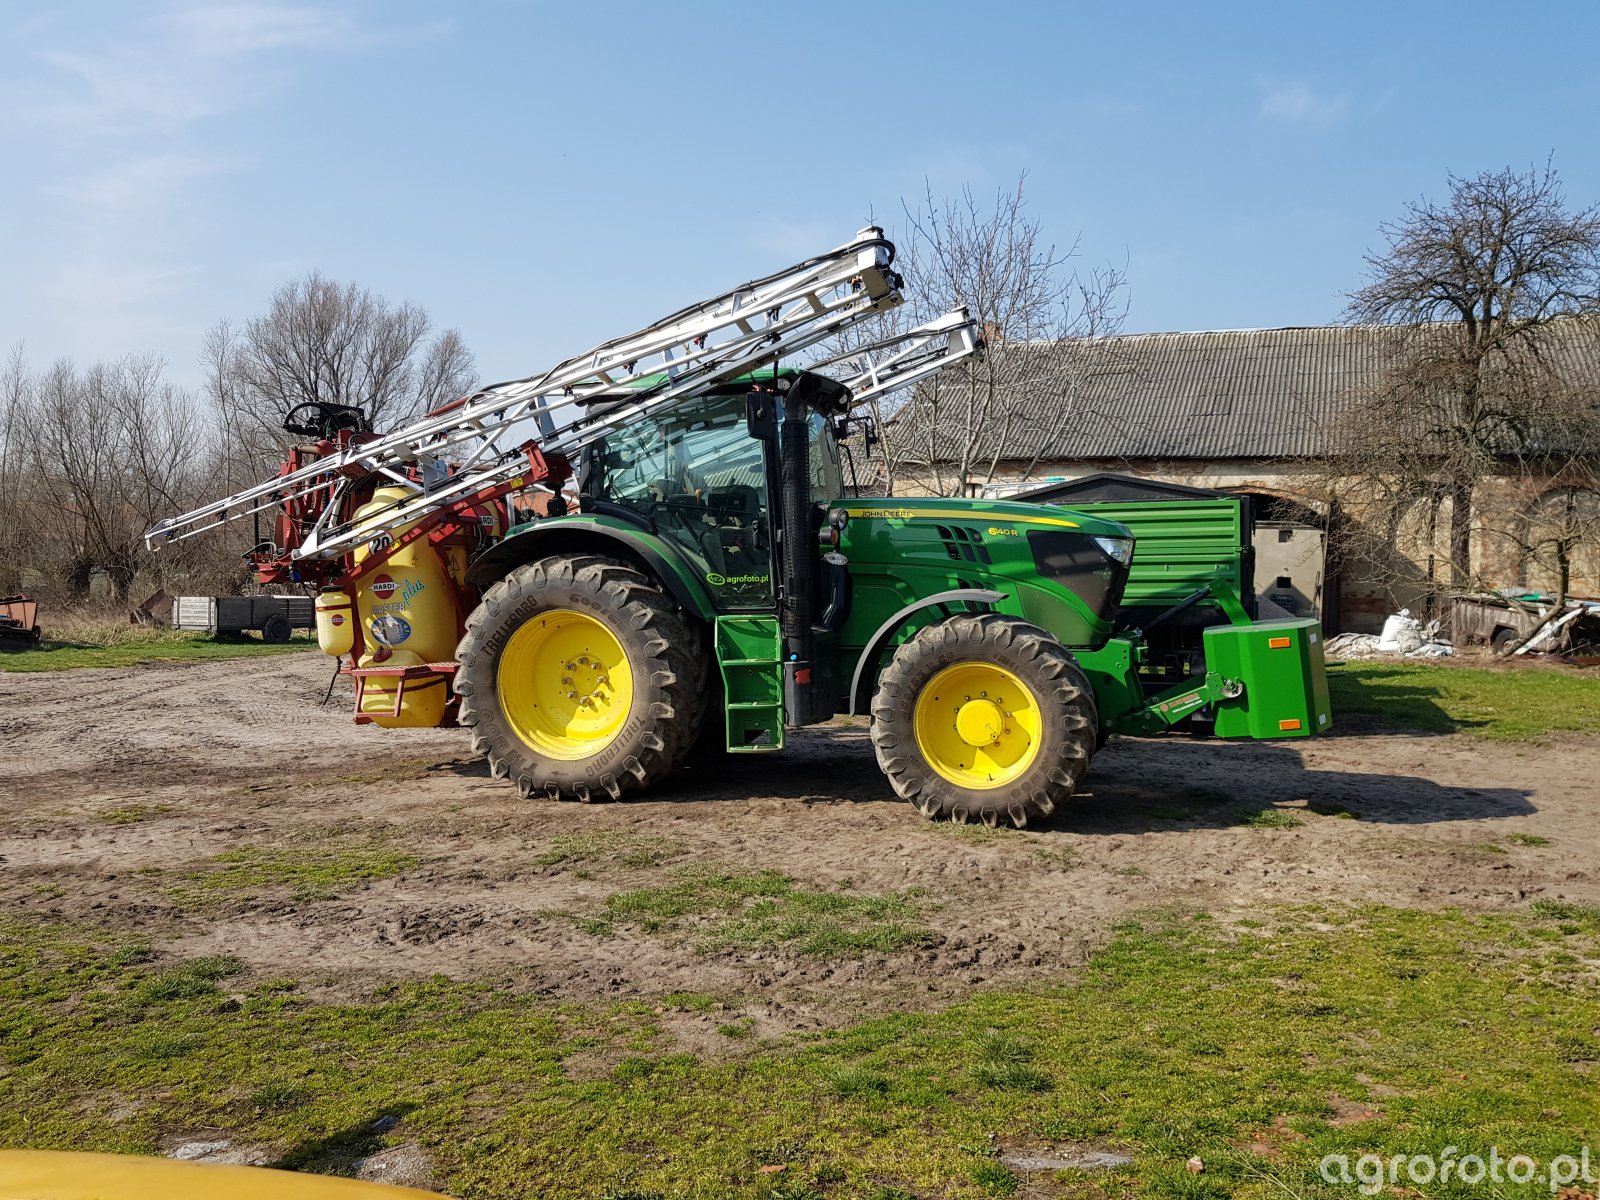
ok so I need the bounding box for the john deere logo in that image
[705,573,727,586]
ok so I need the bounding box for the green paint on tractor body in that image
[487,370,1330,755]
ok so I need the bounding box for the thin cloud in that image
[168,3,358,55]
[1258,81,1348,126]
[50,154,235,221]
[4,3,453,370]
[32,48,218,137]
[169,2,453,56]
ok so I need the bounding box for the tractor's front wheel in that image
[456,555,705,801]
[870,613,1098,828]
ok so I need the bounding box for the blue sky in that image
[5,0,1600,390]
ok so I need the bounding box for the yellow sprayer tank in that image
[349,487,463,727]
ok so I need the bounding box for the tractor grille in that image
[935,525,993,565]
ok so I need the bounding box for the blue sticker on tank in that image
[371,615,412,646]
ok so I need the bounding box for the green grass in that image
[1,631,314,672]
[1530,899,1600,927]
[535,831,683,869]
[580,868,931,955]
[165,842,420,907]
[4,904,1599,1198]
[1233,808,1304,830]
[1326,660,1600,740]
[96,803,173,825]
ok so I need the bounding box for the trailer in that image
[171,595,313,643]
[0,595,41,647]
[1452,592,1600,657]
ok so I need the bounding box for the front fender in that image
[466,516,717,622]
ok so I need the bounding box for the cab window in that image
[591,393,773,608]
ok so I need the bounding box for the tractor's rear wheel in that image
[870,613,1098,828]
[456,555,705,802]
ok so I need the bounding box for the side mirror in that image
[746,391,778,441]
[829,413,879,447]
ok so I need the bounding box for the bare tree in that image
[14,355,206,603]
[1324,162,1600,615]
[847,176,1127,496]
[0,345,31,593]
[204,271,476,476]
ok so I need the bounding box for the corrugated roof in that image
[892,320,1600,463]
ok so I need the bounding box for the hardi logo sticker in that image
[330,613,345,627]
[369,575,399,599]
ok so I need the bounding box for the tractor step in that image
[714,615,784,752]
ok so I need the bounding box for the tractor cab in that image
[576,369,848,612]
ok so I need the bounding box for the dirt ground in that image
[3,653,1596,1033]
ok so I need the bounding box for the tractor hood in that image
[834,497,1137,651]
[836,496,1134,540]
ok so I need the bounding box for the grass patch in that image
[95,803,172,825]
[967,1161,1019,1195]
[580,868,930,955]
[1033,845,1080,867]
[1306,799,1356,818]
[535,831,682,869]
[166,842,419,907]
[1233,808,1303,830]
[1326,660,1600,740]
[2,630,313,672]
[1531,898,1600,927]
[930,823,1018,844]
[970,1033,1052,1093]
[4,904,1600,1198]
[136,955,244,1003]
[1508,832,1552,847]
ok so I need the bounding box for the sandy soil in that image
[2,653,1595,1030]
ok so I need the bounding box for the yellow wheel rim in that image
[912,662,1042,790]
[497,609,634,760]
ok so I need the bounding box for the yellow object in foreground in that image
[0,1150,450,1200]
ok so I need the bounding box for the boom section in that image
[147,228,920,560]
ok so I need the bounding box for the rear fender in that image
[465,517,717,622]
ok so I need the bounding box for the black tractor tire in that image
[681,676,731,768]
[260,613,292,644]
[1491,626,1520,656]
[456,554,706,802]
[869,613,1098,828]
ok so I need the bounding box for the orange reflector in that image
[1268,636,1292,649]
[1279,718,1302,731]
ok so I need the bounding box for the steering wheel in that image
[282,401,370,439]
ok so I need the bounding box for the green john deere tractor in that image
[454,368,1331,827]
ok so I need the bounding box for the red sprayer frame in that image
[251,441,570,726]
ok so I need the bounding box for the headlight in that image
[1093,535,1134,567]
